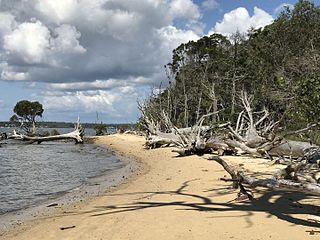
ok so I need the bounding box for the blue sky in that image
[0,0,318,123]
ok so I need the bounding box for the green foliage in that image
[142,0,320,129]
[11,100,44,133]
[13,100,43,120]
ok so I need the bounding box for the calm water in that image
[0,141,125,215]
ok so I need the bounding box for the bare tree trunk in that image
[8,119,84,144]
[183,78,188,127]
[208,156,320,196]
[210,82,218,123]
[32,121,36,135]
[196,95,202,123]
[231,77,236,115]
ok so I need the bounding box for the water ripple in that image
[0,142,122,214]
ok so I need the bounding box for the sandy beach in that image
[1,134,319,239]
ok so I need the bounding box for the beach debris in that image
[307,215,320,223]
[306,230,320,235]
[139,91,319,159]
[140,89,320,197]
[46,203,59,207]
[60,225,76,230]
[208,156,320,196]
[6,118,84,144]
[0,132,7,141]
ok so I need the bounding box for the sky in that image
[0,0,318,123]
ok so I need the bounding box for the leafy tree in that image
[11,100,44,134]
[142,0,320,130]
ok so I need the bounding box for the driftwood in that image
[140,102,231,156]
[7,119,84,144]
[208,156,320,196]
[140,91,319,159]
[0,132,7,141]
[308,215,320,223]
[223,91,319,158]
[169,113,227,156]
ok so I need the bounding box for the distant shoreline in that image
[0,121,136,130]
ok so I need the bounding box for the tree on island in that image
[10,100,44,134]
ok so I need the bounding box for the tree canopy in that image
[11,100,44,134]
[141,0,320,130]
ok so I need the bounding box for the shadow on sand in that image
[81,179,320,228]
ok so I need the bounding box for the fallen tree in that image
[224,91,319,158]
[139,91,319,159]
[6,119,84,144]
[208,156,320,197]
[139,103,232,155]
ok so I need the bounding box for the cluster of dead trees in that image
[0,118,84,144]
[139,91,320,196]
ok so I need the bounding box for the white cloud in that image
[0,0,204,122]
[43,90,116,112]
[157,25,199,50]
[46,75,157,91]
[35,0,78,24]
[0,59,30,80]
[4,20,51,64]
[251,7,274,29]
[48,79,125,91]
[0,12,17,34]
[51,24,86,54]
[3,20,86,66]
[209,7,273,36]
[1,70,30,81]
[41,87,141,121]
[169,0,201,20]
[201,0,219,10]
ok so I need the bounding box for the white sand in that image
[1,134,319,240]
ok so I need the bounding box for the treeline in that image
[141,0,320,130]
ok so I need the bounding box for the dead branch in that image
[8,118,84,144]
[208,156,320,195]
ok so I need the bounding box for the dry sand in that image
[1,134,319,239]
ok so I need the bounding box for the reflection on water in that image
[0,141,124,214]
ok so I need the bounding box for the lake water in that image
[0,138,129,216]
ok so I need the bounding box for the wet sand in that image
[1,134,319,239]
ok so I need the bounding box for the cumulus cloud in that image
[0,0,205,122]
[46,76,156,92]
[209,7,273,36]
[0,11,17,35]
[1,69,30,81]
[4,20,51,64]
[51,24,86,54]
[35,0,78,24]
[157,26,199,51]
[201,0,219,10]
[169,0,201,20]
[41,86,143,122]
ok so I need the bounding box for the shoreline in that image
[0,139,139,235]
[1,134,319,240]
